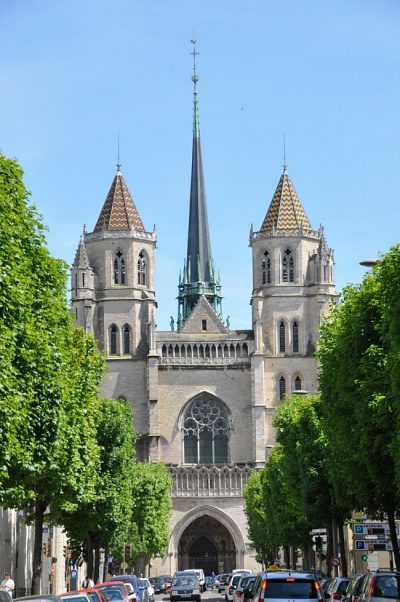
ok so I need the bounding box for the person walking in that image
[82,576,94,589]
[0,572,15,597]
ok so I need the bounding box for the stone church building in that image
[71,61,337,575]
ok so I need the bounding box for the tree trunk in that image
[284,546,290,569]
[388,509,400,569]
[94,546,100,584]
[103,548,109,582]
[337,518,348,577]
[32,499,48,595]
[86,533,94,580]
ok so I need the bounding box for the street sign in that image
[353,523,393,535]
[120,561,128,570]
[355,539,393,551]
[332,557,340,566]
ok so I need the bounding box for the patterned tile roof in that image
[94,172,145,232]
[260,170,314,235]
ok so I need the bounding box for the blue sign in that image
[71,570,78,578]
[354,524,364,534]
[355,540,365,550]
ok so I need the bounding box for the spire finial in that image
[283,134,287,173]
[190,39,200,137]
[116,130,122,173]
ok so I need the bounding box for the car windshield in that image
[61,598,88,602]
[375,576,400,598]
[173,579,195,587]
[95,587,124,601]
[263,579,319,599]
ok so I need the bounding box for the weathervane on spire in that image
[190,39,199,88]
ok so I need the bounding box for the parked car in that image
[93,581,133,602]
[150,576,173,595]
[170,575,201,602]
[242,575,257,602]
[0,593,12,602]
[61,592,93,602]
[252,570,324,602]
[344,576,366,602]
[235,575,257,602]
[15,598,63,602]
[227,574,245,602]
[358,570,400,602]
[217,575,232,594]
[325,577,351,601]
[139,579,154,602]
[109,575,143,602]
[87,591,108,602]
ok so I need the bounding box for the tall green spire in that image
[177,40,223,329]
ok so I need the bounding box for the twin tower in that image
[70,53,337,573]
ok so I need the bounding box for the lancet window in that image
[292,321,299,353]
[137,251,146,286]
[279,321,286,353]
[114,250,126,285]
[294,376,302,391]
[262,250,271,285]
[123,325,130,354]
[279,376,286,400]
[183,395,231,464]
[110,325,118,355]
[282,248,294,283]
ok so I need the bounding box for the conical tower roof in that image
[94,171,144,232]
[260,169,314,235]
[73,236,90,268]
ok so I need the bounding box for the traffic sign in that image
[353,523,393,535]
[355,539,393,551]
[332,557,340,566]
[120,561,128,570]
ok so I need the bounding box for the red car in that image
[93,581,135,602]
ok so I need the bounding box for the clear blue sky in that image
[1,0,399,329]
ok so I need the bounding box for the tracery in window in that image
[114,250,126,285]
[279,321,286,353]
[279,376,286,400]
[262,251,271,285]
[282,248,294,282]
[183,395,231,464]
[292,321,299,353]
[137,251,146,286]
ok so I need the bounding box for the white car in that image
[140,578,155,602]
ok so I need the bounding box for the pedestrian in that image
[82,576,94,589]
[0,572,15,596]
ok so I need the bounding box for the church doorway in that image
[178,515,236,575]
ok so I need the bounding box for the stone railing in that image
[168,464,254,498]
[158,341,252,365]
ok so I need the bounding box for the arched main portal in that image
[178,515,236,574]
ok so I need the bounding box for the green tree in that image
[60,397,137,581]
[0,154,103,592]
[243,469,276,567]
[318,267,400,566]
[130,462,172,573]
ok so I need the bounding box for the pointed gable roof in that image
[73,236,90,268]
[260,170,314,235]
[94,172,145,232]
[180,296,229,334]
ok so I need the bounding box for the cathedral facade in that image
[71,63,337,575]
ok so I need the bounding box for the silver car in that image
[252,571,324,602]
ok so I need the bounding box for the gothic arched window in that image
[110,325,118,355]
[262,251,271,285]
[137,251,146,286]
[279,321,286,353]
[123,325,130,354]
[292,321,299,353]
[183,395,231,465]
[295,376,302,391]
[279,376,286,400]
[282,248,294,282]
[114,251,126,285]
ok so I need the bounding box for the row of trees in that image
[244,244,400,573]
[0,153,171,592]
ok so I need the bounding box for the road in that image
[155,590,224,602]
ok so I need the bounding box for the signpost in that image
[353,523,394,535]
[354,539,393,551]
